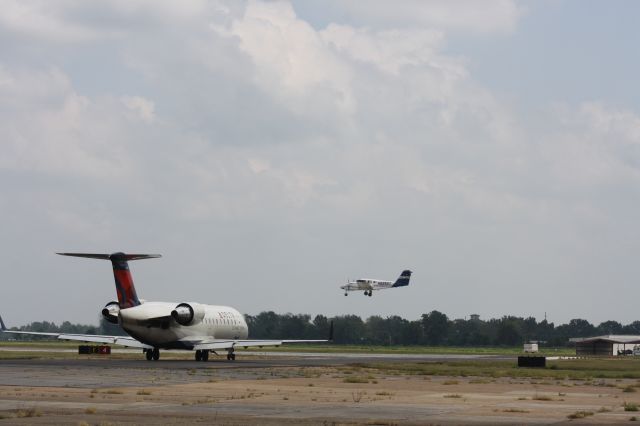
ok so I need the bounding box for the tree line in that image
[3,312,639,347]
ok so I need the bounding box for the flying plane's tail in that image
[57,252,161,309]
[392,270,412,287]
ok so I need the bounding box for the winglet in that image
[0,316,7,331]
[328,321,334,342]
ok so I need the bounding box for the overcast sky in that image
[2,1,640,327]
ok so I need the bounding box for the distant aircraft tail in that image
[57,252,161,309]
[392,270,412,287]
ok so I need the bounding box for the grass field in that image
[361,357,640,380]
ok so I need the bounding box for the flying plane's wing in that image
[0,316,152,350]
[346,281,372,291]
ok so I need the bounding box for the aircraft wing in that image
[193,339,330,351]
[0,316,152,350]
[345,282,372,291]
[193,322,334,351]
[353,281,373,290]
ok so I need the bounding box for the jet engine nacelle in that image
[101,301,120,324]
[171,302,205,326]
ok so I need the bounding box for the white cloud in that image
[0,0,639,325]
[221,1,356,115]
[0,0,122,43]
[121,96,155,123]
[297,0,524,34]
[0,66,136,179]
[321,25,448,75]
[578,102,640,144]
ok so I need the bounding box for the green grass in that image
[242,344,573,356]
[360,358,640,380]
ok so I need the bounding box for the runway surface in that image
[0,351,512,388]
[2,352,633,424]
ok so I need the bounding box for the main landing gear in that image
[145,348,160,361]
[344,292,348,296]
[364,290,372,297]
[195,349,209,362]
[226,349,236,361]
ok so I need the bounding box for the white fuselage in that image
[341,279,394,292]
[119,302,248,348]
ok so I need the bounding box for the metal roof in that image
[570,335,640,344]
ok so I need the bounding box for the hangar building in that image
[570,335,640,356]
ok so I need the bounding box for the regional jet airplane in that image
[341,270,412,297]
[0,253,331,362]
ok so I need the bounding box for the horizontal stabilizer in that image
[57,252,160,309]
[57,253,161,261]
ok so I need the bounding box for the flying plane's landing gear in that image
[226,349,236,361]
[368,291,372,297]
[344,292,348,296]
[195,350,209,362]
[145,348,159,361]
[363,290,372,297]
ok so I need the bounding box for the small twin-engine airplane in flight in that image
[341,270,412,297]
[0,252,331,362]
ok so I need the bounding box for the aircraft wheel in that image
[152,348,160,361]
[368,292,372,297]
[202,351,209,362]
[145,350,153,361]
[231,353,236,361]
[344,293,348,296]
[195,350,202,361]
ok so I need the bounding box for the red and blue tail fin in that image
[392,270,412,287]
[57,252,161,309]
